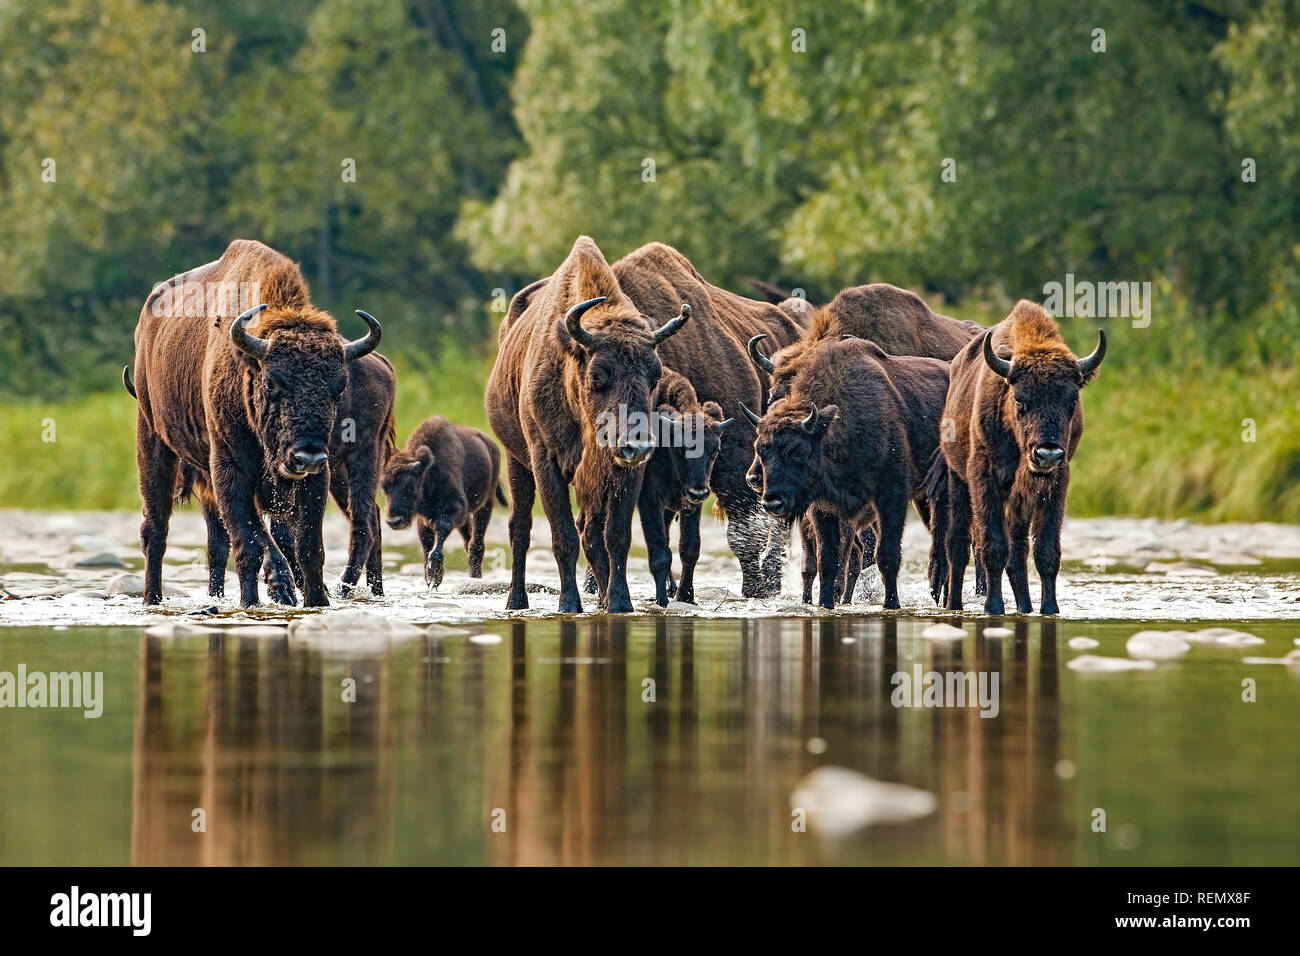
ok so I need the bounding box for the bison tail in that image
[122,366,137,399]
[175,463,197,506]
[495,484,508,507]
[923,446,950,607]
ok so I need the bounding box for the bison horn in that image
[345,310,383,362]
[565,296,605,349]
[654,303,691,344]
[801,405,819,434]
[738,402,762,427]
[982,329,1012,379]
[841,333,856,340]
[1076,329,1107,379]
[122,366,137,399]
[747,334,775,374]
[716,418,733,431]
[230,304,270,362]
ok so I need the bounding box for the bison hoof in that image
[506,591,529,611]
[1041,601,1059,616]
[607,595,634,614]
[665,576,677,599]
[558,594,583,614]
[984,596,1005,615]
[269,581,297,607]
[426,554,444,589]
[676,589,695,605]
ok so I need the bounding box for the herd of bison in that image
[125,237,1106,617]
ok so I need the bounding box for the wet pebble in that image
[1126,630,1192,659]
[921,623,966,640]
[1068,636,1100,650]
[1187,626,1264,646]
[1068,654,1157,672]
[71,551,128,569]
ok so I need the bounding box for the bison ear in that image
[556,319,588,359]
[815,404,838,437]
[415,446,435,470]
[701,400,724,421]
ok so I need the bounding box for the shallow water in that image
[1,615,1297,865]
[2,509,1299,865]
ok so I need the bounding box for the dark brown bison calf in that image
[639,368,731,606]
[381,416,506,588]
[745,337,949,609]
[941,300,1106,615]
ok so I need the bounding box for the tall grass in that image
[2,303,1298,521]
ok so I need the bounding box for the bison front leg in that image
[945,474,972,611]
[874,487,908,610]
[212,458,269,608]
[531,451,583,613]
[676,507,701,605]
[363,506,384,596]
[971,473,1009,615]
[840,526,864,605]
[1007,515,1033,614]
[467,500,492,578]
[505,456,535,610]
[417,521,436,585]
[1032,469,1069,616]
[198,493,229,599]
[813,510,841,611]
[289,472,330,607]
[601,485,639,614]
[266,516,302,603]
[798,514,818,604]
[136,425,178,606]
[426,515,454,590]
[639,495,673,607]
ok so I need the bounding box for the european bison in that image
[745,283,983,603]
[485,236,689,613]
[381,416,506,588]
[638,368,731,606]
[129,239,381,607]
[941,301,1105,615]
[745,337,950,609]
[611,243,805,597]
[129,351,398,599]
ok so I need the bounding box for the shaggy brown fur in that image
[485,236,689,613]
[381,416,504,589]
[130,239,381,607]
[941,300,1105,615]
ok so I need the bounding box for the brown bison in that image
[745,282,983,603]
[129,239,381,607]
[744,337,950,609]
[381,416,506,588]
[637,368,731,606]
[940,300,1106,615]
[611,243,805,597]
[485,236,689,613]
[128,351,398,600]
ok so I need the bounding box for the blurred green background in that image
[1,0,1298,518]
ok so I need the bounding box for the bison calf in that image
[381,417,506,588]
[941,300,1106,615]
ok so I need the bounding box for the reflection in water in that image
[127,616,1080,865]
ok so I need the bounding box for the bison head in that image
[982,328,1106,475]
[659,400,731,508]
[562,296,690,468]
[742,399,837,518]
[230,304,381,480]
[380,446,433,530]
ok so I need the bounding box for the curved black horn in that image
[747,334,775,374]
[1076,328,1107,379]
[230,304,269,362]
[122,366,136,399]
[565,296,605,349]
[982,329,1012,379]
[841,333,857,340]
[738,402,762,427]
[345,310,383,362]
[801,404,819,434]
[654,303,691,344]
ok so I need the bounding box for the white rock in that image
[1068,654,1157,672]
[921,623,966,640]
[791,767,936,836]
[1126,630,1192,660]
[105,573,146,597]
[1068,636,1100,650]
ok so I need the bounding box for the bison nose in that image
[686,486,709,502]
[761,495,787,517]
[386,515,410,530]
[746,470,763,491]
[290,445,328,475]
[617,440,654,465]
[1031,445,1065,470]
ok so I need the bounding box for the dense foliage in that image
[1,0,1297,399]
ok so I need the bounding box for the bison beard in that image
[380,416,504,589]
[747,338,950,610]
[130,239,381,608]
[485,236,689,614]
[941,300,1106,615]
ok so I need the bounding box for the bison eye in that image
[1015,401,1027,414]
